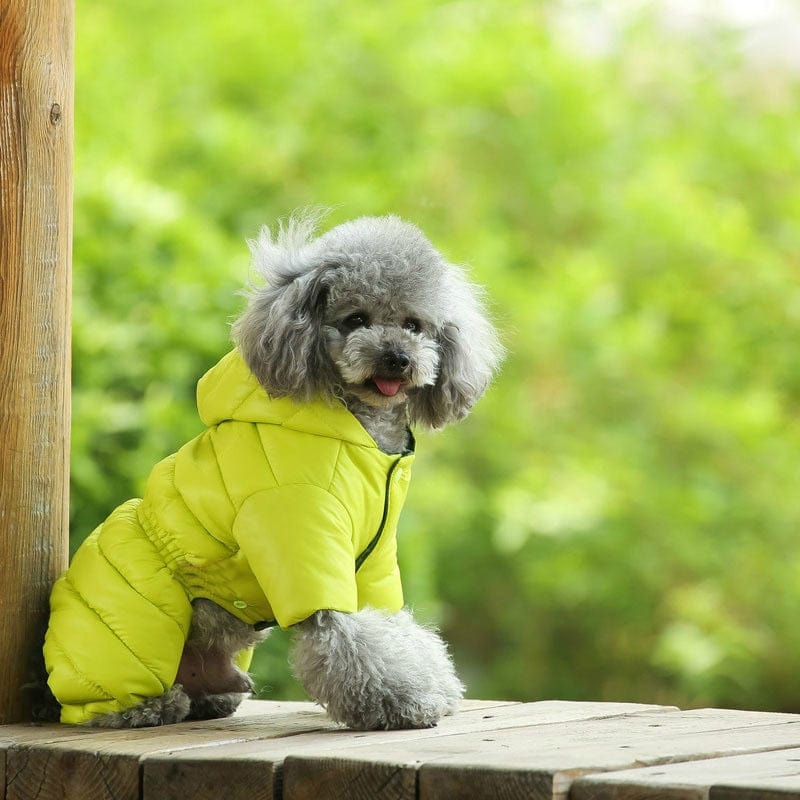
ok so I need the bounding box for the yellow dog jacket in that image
[44,350,414,724]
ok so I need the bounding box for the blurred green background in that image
[71,0,800,711]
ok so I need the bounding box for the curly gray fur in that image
[291,608,464,730]
[188,597,269,654]
[88,684,192,728]
[76,214,500,731]
[233,214,501,729]
[233,213,503,438]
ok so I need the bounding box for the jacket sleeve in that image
[232,485,358,628]
[354,523,404,614]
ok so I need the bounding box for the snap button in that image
[233,600,247,609]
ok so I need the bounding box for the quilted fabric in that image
[44,350,414,724]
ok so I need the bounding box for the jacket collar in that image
[198,350,413,452]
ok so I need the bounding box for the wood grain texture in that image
[419,764,554,800]
[141,700,667,766]
[1,702,335,800]
[7,701,800,799]
[6,747,140,800]
[138,701,517,800]
[278,707,800,800]
[712,786,800,800]
[0,0,72,725]
[138,700,670,800]
[573,746,800,800]
[275,702,677,800]
[283,756,417,800]
[143,758,280,800]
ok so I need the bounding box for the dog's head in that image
[234,213,503,429]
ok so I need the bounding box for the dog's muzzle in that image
[371,348,411,397]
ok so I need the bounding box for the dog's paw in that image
[187,691,249,721]
[87,684,191,728]
[291,607,465,730]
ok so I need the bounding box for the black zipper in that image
[355,458,402,572]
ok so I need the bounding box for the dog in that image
[42,213,502,730]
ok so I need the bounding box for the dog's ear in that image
[233,215,339,401]
[408,267,504,429]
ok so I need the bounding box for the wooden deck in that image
[4,699,800,799]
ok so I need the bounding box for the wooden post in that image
[0,0,73,724]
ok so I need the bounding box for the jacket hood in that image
[197,350,381,449]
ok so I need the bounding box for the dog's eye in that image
[403,317,422,333]
[342,312,370,331]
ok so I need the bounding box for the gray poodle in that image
[42,213,502,731]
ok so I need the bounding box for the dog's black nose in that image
[382,350,410,373]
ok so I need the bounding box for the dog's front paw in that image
[291,608,465,730]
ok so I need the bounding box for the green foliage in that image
[72,0,800,710]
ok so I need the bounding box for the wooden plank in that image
[10,701,800,800]
[2,704,335,800]
[140,701,525,800]
[226,697,512,723]
[143,757,282,800]
[0,721,134,799]
[140,701,672,800]
[714,790,800,800]
[0,700,328,749]
[420,765,555,800]
[419,710,800,800]
[0,699,368,800]
[712,778,800,800]
[0,723,124,748]
[6,743,141,800]
[572,746,800,800]
[0,724,148,800]
[282,757,417,800]
[0,700,328,745]
[143,699,670,763]
[278,707,800,800]
[227,699,326,718]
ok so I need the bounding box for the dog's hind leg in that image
[87,684,192,728]
[86,599,267,727]
[175,641,253,720]
[178,598,270,720]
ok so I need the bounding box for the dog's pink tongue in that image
[374,378,402,397]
